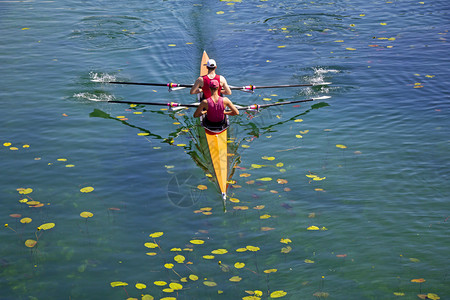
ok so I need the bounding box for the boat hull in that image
[199,51,228,200]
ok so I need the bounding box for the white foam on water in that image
[89,72,117,83]
[73,92,115,102]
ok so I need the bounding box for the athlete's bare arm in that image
[193,100,208,118]
[223,97,239,116]
[220,76,232,95]
[190,77,204,95]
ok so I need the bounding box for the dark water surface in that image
[1,0,448,299]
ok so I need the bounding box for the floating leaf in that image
[261,227,275,231]
[189,274,199,281]
[211,249,228,255]
[18,188,33,195]
[136,283,147,289]
[409,257,420,263]
[149,232,164,238]
[251,164,263,169]
[346,48,356,51]
[27,201,40,206]
[256,177,272,182]
[38,223,55,230]
[164,263,174,269]
[336,144,347,149]
[243,296,261,300]
[20,217,32,224]
[197,184,208,190]
[144,242,159,248]
[203,255,215,259]
[80,186,94,193]
[110,281,128,287]
[229,276,242,282]
[142,295,154,300]
[153,281,167,286]
[427,293,440,300]
[262,156,275,160]
[304,259,315,264]
[190,239,205,245]
[313,292,329,298]
[270,290,287,298]
[233,206,249,210]
[260,214,271,219]
[280,238,292,244]
[169,282,183,290]
[307,226,320,230]
[393,292,405,296]
[277,179,288,184]
[264,269,277,273]
[229,198,240,203]
[203,281,217,287]
[313,177,326,181]
[80,211,93,218]
[246,245,260,252]
[146,252,157,256]
[411,278,426,283]
[234,262,245,269]
[174,255,185,263]
[236,248,247,252]
[281,246,292,254]
[25,239,37,248]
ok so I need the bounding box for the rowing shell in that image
[199,51,229,203]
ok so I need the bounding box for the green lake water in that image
[1,0,448,299]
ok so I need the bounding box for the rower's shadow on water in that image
[88,99,330,210]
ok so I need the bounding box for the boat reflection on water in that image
[89,98,330,211]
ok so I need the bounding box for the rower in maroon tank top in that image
[190,59,232,99]
[193,79,239,122]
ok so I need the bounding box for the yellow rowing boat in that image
[199,51,229,203]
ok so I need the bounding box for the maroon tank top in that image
[206,96,225,123]
[202,75,220,99]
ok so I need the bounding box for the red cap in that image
[210,80,220,89]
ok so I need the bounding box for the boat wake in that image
[73,92,116,102]
[89,71,117,83]
[312,67,339,84]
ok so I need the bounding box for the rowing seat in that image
[201,115,229,134]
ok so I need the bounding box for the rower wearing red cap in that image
[193,79,239,123]
[190,58,232,99]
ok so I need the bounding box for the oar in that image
[87,96,330,110]
[235,96,331,111]
[96,81,193,88]
[94,80,331,92]
[230,82,331,93]
[88,98,200,108]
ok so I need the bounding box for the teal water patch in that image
[1,0,448,299]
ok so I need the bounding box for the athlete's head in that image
[206,59,217,70]
[209,80,220,91]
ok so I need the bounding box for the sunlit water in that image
[1,0,448,299]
